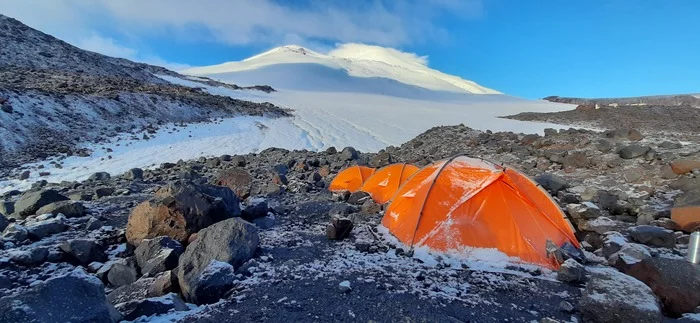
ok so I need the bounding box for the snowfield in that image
[1,45,576,193]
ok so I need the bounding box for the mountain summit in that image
[184,44,500,94]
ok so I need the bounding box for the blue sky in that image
[1,0,698,99]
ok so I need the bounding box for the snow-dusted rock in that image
[0,268,120,322]
[582,216,617,234]
[107,257,139,287]
[25,214,68,239]
[579,268,661,323]
[556,259,585,283]
[629,225,676,248]
[60,239,106,265]
[626,258,700,317]
[114,293,188,321]
[135,236,184,276]
[178,218,259,304]
[11,189,68,219]
[35,200,86,218]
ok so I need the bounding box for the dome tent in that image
[382,155,579,269]
[361,163,420,204]
[329,165,375,192]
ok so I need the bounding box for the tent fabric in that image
[329,165,376,192]
[381,155,579,269]
[361,163,420,204]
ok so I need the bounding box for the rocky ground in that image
[0,14,290,171]
[1,121,700,322]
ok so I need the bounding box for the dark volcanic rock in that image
[629,225,676,248]
[535,173,569,193]
[12,189,69,219]
[579,268,661,323]
[340,147,359,161]
[107,257,140,287]
[35,200,86,218]
[126,181,240,245]
[178,218,259,304]
[618,145,651,159]
[626,258,700,317]
[114,293,188,321]
[0,269,119,322]
[60,239,106,265]
[135,236,184,276]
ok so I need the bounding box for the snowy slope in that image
[183,44,500,94]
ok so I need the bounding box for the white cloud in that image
[75,34,138,59]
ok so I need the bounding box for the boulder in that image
[89,172,111,181]
[582,216,617,234]
[35,200,86,218]
[213,169,252,199]
[94,187,116,199]
[0,201,14,217]
[340,147,359,161]
[135,236,184,276]
[114,293,188,321]
[561,151,590,168]
[618,145,651,159]
[556,259,585,283]
[567,202,601,220]
[627,129,644,141]
[8,247,48,266]
[107,257,140,287]
[0,268,119,322]
[347,191,371,205]
[608,243,651,272]
[26,214,69,239]
[125,168,144,180]
[60,239,106,265]
[579,268,661,323]
[0,213,7,232]
[241,199,268,222]
[660,165,678,179]
[178,218,259,304]
[147,271,179,297]
[126,181,240,245]
[86,217,105,230]
[326,217,354,240]
[2,223,28,241]
[626,258,700,317]
[601,231,628,258]
[369,151,392,168]
[671,159,700,175]
[534,173,569,193]
[671,188,700,232]
[629,225,676,248]
[596,139,614,153]
[12,189,68,219]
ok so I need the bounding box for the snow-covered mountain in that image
[183,44,500,95]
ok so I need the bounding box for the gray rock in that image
[135,236,184,276]
[618,145,651,159]
[35,200,86,218]
[108,257,140,287]
[559,300,575,313]
[26,214,69,239]
[12,189,68,219]
[579,268,661,323]
[369,151,392,168]
[125,168,144,180]
[252,215,276,229]
[608,243,651,272]
[94,187,116,198]
[114,293,188,321]
[0,268,119,323]
[60,239,106,265]
[241,199,268,222]
[596,139,614,153]
[556,259,585,283]
[19,170,30,180]
[567,202,601,220]
[8,247,48,266]
[326,217,353,240]
[347,191,371,205]
[107,277,156,305]
[534,173,569,193]
[0,213,8,232]
[86,217,105,230]
[582,216,617,234]
[626,258,700,317]
[0,201,14,217]
[2,223,28,241]
[340,147,359,161]
[602,231,628,258]
[89,171,111,181]
[629,225,676,248]
[178,218,259,304]
[147,271,179,297]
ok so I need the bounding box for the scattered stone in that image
[579,268,661,323]
[241,199,268,222]
[89,172,111,181]
[627,129,644,141]
[338,280,352,293]
[2,223,28,241]
[582,216,617,234]
[125,168,144,180]
[559,300,575,314]
[12,189,69,219]
[26,214,69,239]
[0,214,7,232]
[86,217,105,230]
[35,200,86,218]
[178,218,259,304]
[0,201,14,216]
[107,257,140,287]
[147,271,179,297]
[618,145,651,159]
[672,188,700,232]
[556,259,585,283]
[19,170,30,180]
[60,239,106,265]
[608,243,651,272]
[214,169,252,199]
[340,147,359,160]
[627,258,700,318]
[629,225,676,248]
[660,164,678,179]
[126,181,240,245]
[671,159,700,175]
[326,217,353,240]
[347,191,371,205]
[0,268,119,323]
[369,151,392,168]
[534,173,569,193]
[135,236,184,276]
[360,199,382,214]
[8,247,48,266]
[114,293,188,321]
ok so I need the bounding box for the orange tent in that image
[361,163,420,204]
[382,156,579,269]
[329,165,375,192]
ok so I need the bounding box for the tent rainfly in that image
[329,165,375,192]
[361,163,420,204]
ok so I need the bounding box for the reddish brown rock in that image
[214,169,252,199]
[670,159,700,175]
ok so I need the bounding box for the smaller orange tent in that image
[382,155,580,269]
[361,163,420,204]
[329,165,375,192]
